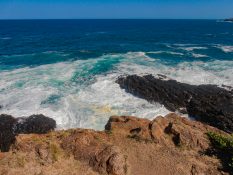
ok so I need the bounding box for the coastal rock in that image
[224,18,233,22]
[0,114,56,152]
[61,129,128,175]
[91,146,127,175]
[106,113,215,149]
[116,74,233,133]
[0,114,17,152]
[16,114,56,134]
[105,116,151,141]
[0,114,228,175]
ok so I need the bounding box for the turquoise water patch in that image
[41,94,61,105]
[70,55,122,85]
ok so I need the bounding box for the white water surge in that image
[0,52,232,130]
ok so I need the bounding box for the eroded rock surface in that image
[117,74,233,133]
[0,114,229,175]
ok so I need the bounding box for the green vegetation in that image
[207,132,233,173]
[105,130,113,135]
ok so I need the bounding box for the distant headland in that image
[224,18,233,22]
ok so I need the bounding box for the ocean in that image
[0,19,232,130]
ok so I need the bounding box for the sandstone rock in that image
[105,113,220,150]
[105,116,151,141]
[91,146,127,175]
[61,130,128,175]
[0,114,228,175]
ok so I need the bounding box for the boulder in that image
[16,114,56,134]
[61,130,128,175]
[90,146,127,175]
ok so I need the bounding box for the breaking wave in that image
[216,45,233,53]
[0,52,232,130]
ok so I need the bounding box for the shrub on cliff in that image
[207,132,233,173]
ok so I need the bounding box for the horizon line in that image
[0,18,222,20]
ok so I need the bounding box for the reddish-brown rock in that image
[0,113,229,175]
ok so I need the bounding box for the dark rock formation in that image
[116,74,233,133]
[0,114,17,152]
[16,114,56,134]
[224,18,233,22]
[0,114,56,152]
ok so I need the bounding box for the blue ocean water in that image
[0,19,233,129]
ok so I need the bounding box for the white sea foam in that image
[117,53,233,86]
[147,51,184,56]
[1,51,69,58]
[1,37,11,40]
[0,52,232,130]
[0,58,170,130]
[173,44,196,46]
[216,45,233,53]
[179,47,208,51]
[191,53,208,58]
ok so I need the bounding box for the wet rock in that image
[117,74,233,133]
[0,114,17,152]
[16,114,56,134]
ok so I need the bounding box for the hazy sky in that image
[0,0,232,19]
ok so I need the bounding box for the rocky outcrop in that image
[0,115,17,152]
[117,74,233,133]
[0,114,56,152]
[105,114,223,150]
[0,114,229,175]
[224,18,233,22]
[15,114,56,134]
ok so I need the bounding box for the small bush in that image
[207,132,233,173]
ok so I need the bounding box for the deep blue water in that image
[1,20,233,67]
[0,20,232,129]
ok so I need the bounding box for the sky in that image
[0,0,233,19]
